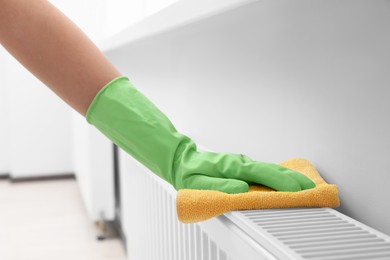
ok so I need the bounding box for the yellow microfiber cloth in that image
[176,158,340,223]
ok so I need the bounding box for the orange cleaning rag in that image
[176,158,339,223]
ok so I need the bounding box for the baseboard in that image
[0,173,10,179]
[10,173,75,183]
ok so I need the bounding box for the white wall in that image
[0,0,113,179]
[145,0,179,16]
[103,0,179,38]
[104,0,145,38]
[105,0,390,235]
[0,0,114,219]
[0,47,9,174]
[3,50,73,178]
[50,0,106,43]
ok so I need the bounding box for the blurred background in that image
[0,0,177,181]
[0,1,177,259]
[1,0,390,259]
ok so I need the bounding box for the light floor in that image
[0,178,126,260]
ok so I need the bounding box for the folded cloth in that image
[176,158,339,223]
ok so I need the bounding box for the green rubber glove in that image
[87,76,315,194]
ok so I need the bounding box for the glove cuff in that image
[86,76,129,124]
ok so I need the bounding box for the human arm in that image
[0,0,315,193]
[0,0,120,115]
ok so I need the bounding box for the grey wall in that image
[107,0,390,234]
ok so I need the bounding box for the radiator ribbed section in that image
[124,155,390,260]
[126,163,234,260]
[227,208,390,260]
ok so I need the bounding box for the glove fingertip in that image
[184,175,249,194]
[225,181,249,194]
[287,171,316,190]
[283,181,302,192]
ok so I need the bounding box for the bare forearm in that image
[0,0,120,115]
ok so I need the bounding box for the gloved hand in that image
[87,76,315,194]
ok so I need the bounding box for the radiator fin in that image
[233,208,390,260]
[128,165,232,260]
[127,157,390,259]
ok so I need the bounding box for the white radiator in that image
[120,152,390,260]
[226,209,390,260]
